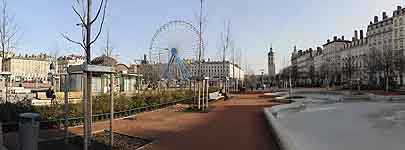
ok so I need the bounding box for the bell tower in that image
[268,46,276,78]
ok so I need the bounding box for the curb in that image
[263,100,304,150]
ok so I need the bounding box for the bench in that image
[36,92,82,100]
[36,92,52,100]
[209,91,224,100]
[55,92,82,100]
[34,92,82,106]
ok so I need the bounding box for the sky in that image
[5,0,405,74]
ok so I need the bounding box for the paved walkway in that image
[5,94,281,150]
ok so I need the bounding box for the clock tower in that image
[268,46,276,79]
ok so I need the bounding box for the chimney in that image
[354,30,358,40]
[333,36,338,41]
[360,30,364,39]
[398,6,402,11]
[327,39,330,43]
[383,12,387,20]
[374,16,379,23]
[341,36,345,40]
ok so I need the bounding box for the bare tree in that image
[219,21,232,93]
[196,0,207,78]
[380,47,397,91]
[309,62,315,86]
[103,31,113,57]
[102,31,119,66]
[363,47,380,88]
[394,49,405,86]
[318,62,329,86]
[0,0,18,104]
[326,60,339,86]
[342,52,356,87]
[245,74,257,91]
[364,47,397,91]
[62,0,108,149]
[0,0,17,69]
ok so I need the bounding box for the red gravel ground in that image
[5,94,281,150]
[128,94,281,150]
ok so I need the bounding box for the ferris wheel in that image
[149,20,203,81]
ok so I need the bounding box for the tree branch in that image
[61,33,85,50]
[90,0,105,24]
[72,6,86,28]
[90,0,108,45]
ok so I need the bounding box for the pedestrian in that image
[46,87,56,104]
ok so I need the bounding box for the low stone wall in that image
[263,99,304,150]
[264,90,405,150]
[264,107,295,150]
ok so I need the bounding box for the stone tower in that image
[268,46,276,78]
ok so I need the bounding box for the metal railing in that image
[3,98,193,132]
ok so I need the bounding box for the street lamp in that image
[0,72,11,103]
[260,69,264,90]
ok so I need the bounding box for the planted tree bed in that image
[38,132,152,150]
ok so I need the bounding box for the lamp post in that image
[60,71,69,144]
[260,69,264,90]
[1,72,10,103]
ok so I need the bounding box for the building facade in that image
[340,32,368,84]
[291,48,315,86]
[3,53,52,82]
[189,61,245,82]
[281,6,405,89]
[57,54,85,74]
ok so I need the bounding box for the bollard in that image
[18,113,40,150]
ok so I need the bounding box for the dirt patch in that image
[38,132,152,150]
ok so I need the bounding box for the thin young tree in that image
[102,31,119,65]
[194,0,208,110]
[231,44,235,92]
[219,21,232,94]
[0,0,17,70]
[0,0,18,103]
[62,0,108,149]
[235,48,242,89]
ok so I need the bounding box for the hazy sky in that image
[5,0,405,74]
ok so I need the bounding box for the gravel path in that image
[138,94,281,150]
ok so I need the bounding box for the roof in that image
[323,39,351,47]
[57,54,85,61]
[91,55,118,66]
